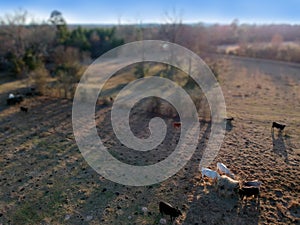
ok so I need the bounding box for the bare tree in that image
[53,46,83,98]
[158,8,184,79]
[29,64,49,94]
[160,8,183,43]
[0,9,30,77]
[0,9,55,78]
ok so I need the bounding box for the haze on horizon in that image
[1,0,300,25]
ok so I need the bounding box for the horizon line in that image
[66,21,300,26]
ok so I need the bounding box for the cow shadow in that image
[226,120,233,132]
[271,131,288,163]
[180,122,259,225]
[182,186,260,225]
[239,197,261,214]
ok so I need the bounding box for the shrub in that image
[29,64,50,95]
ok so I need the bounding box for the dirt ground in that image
[0,56,299,225]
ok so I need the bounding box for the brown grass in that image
[0,56,299,224]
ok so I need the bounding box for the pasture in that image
[0,55,299,224]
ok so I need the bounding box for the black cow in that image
[20,106,28,112]
[239,186,260,201]
[7,95,24,105]
[225,117,234,122]
[225,117,234,130]
[25,87,42,97]
[159,201,182,222]
[243,180,261,187]
[272,122,285,131]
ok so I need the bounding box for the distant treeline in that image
[1,10,300,98]
[0,10,125,98]
[0,10,124,78]
[116,22,300,62]
[117,22,300,45]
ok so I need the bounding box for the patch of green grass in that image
[12,202,43,224]
[11,188,67,224]
[45,190,65,211]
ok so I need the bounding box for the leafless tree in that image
[52,46,84,98]
[0,9,55,77]
[160,8,183,43]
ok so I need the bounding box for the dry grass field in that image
[0,55,299,225]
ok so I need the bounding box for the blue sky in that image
[1,0,300,24]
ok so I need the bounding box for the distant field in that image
[217,41,300,53]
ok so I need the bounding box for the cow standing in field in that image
[271,122,285,132]
[20,106,28,112]
[7,94,23,105]
[216,175,240,197]
[225,117,234,122]
[201,167,220,184]
[159,201,182,222]
[239,186,260,202]
[243,180,262,188]
[173,122,181,128]
[239,179,261,205]
[217,162,235,179]
[225,117,234,131]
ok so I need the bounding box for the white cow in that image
[8,93,15,99]
[217,175,240,197]
[217,162,235,179]
[201,167,220,183]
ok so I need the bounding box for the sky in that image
[1,0,300,24]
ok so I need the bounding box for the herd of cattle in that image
[159,162,262,223]
[6,88,41,112]
[201,162,261,201]
[5,91,286,224]
[160,121,286,223]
